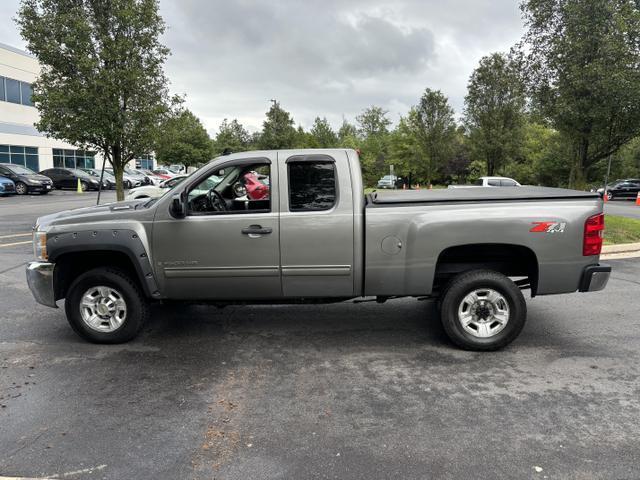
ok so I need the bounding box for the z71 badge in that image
[530,221,567,233]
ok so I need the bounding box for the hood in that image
[28,173,53,182]
[36,199,151,230]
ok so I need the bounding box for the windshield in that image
[70,169,93,179]
[5,164,36,175]
[143,169,203,207]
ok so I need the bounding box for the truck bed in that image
[367,186,599,206]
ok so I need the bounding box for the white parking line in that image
[0,464,107,479]
[0,240,31,248]
[0,233,31,239]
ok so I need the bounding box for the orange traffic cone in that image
[429,184,433,190]
[402,183,406,190]
[603,191,608,202]
[76,178,83,193]
[416,183,420,190]
[636,191,640,206]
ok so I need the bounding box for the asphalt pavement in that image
[1,191,639,479]
[604,198,640,219]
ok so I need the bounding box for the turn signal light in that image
[583,213,604,256]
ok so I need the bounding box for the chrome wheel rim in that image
[80,286,127,332]
[457,288,510,338]
[15,183,26,194]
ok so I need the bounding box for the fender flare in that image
[47,229,160,299]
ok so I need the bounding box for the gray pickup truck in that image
[27,149,611,350]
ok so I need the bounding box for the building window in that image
[0,76,34,106]
[20,82,33,106]
[5,78,21,104]
[53,148,95,169]
[0,145,39,171]
[136,154,154,170]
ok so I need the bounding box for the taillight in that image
[583,213,604,256]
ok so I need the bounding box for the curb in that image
[601,242,640,260]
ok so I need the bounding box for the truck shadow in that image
[143,298,452,350]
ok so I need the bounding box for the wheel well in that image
[53,250,144,301]
[434,243,539,296]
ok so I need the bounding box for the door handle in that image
[241,225,273,236]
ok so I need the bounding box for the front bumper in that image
[26,261,58,308]
[28,183,53,192]
[579,264,611,292]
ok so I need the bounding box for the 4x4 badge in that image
[530,221,566,233]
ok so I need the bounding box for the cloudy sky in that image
[0,0,524,135]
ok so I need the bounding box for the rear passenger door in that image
[278,152,355,297]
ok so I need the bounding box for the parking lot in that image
[1,191,639,479]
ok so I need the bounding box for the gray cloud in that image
[0,0,524,134]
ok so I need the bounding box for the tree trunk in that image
[112,145,125,201]
[573,137,588,191]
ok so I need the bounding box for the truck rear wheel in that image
[65,267,148,343]
[439,269,526,351]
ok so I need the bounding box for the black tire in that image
[65,267,148,343]
[15,181,28,195]
[440,269,526,351]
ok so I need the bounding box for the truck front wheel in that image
[65,267,148,343]
[440,270,526,351]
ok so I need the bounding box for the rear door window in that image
[288,161,337,211]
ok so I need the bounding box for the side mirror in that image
[169,193,186,219]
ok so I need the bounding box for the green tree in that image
[213,118,251,154]
[503,120,571,187]
[356,106,392,185]
[259,100,297,149]
[464,52,526,176]
[521,0,640,189]
[444,128,473,184]
[309,117,338,148]
[388,112,422,182]
[155,108,212,170]
[338,118,358,144]
[410,89,457,185]
[18,0,173,200]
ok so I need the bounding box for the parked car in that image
[138,169,163,185]
[0,163,53,195]
[39,168,108,191]
[376,175,398,189]
[79,168,117,189]
[104,168,135,189]
[448,177,521,188]
[127,175,188,200]
[168,164,185,174]
[27,148,609,351]
[596,179,640,200]
[127,174,222,200]
[0,175,16,195]
[152,168,176,179]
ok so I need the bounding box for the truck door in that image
[277,152,355,297]
[152,154,282,300]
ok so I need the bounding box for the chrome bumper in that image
[26,261,57,308]
[579,264,611,292]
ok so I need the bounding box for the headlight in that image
[33,231,48,261]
